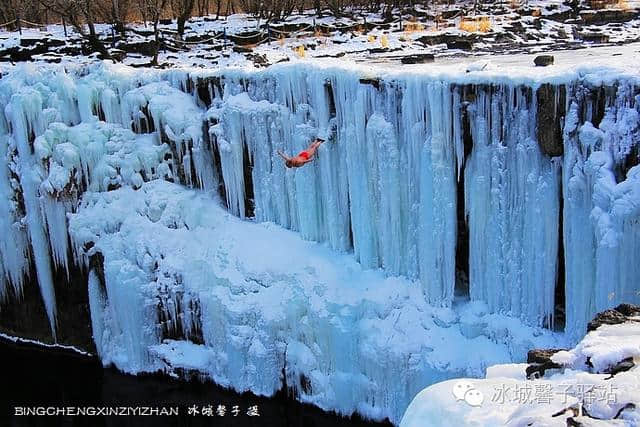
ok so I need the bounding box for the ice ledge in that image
[180,42,640,88]
[0,332,93,357]
[3,42,640,95]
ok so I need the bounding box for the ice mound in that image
[68,180,562,424]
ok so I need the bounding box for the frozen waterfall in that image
[0,60,639,423]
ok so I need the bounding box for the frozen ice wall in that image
[0,63,212,338]
[464,85,561,329]
[562,80,640,340]
[210,69,460,306]
[0,60,639,424]
[67,179,562,425]
[203,68,639,337]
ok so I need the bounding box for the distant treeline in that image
[0,0,468,64]
[1,1,472,31]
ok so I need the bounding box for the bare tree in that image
[100,0,134,38]
[324,0,347,17]
[197,0,211,16]
[1,0,49,30]
[171,0,195,35]
[237,0,301,21]
[0,0,23,31]
[38,0,113,59]
[138,0,169,64]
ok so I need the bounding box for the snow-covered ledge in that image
[400,306,640,426]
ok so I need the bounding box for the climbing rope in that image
[318,21,356,30]
[0,19,17,28]
[229,30,265,39]
[289,23,314,37]
[262,23,314,41]
[172,34,223,45]
[19,19,49,27]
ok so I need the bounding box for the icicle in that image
[40,196,71,278]
[0,109,30,299]
[6,90,58,339]
[100,88,122,124]
[419,81,457,305]
[563,81,640,340]
[77,83,99,123]
[465,85,560,326]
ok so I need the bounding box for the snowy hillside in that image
[2,1,640,67]
[0,45,639,424]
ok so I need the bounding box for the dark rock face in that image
[118,40,158,56]
[0,257,94,353]
[587,303,640,332]
[194,76,224,108]
[243,142,255,218]
[51,261,95,352]
[415,34,474,50]
[526,348,564,379]
[534,55,554,66]
[446,39,473,51]
[580,9,638,25]
[527,348,564,365]
[526,304,640,380]
[1,337,394,427]
[603,357,635,378]
[536,84,565,157]
[580,32,610,43]
[0,266,53,345]
[359,78,381,89]
[401,53,435,64]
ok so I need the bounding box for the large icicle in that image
[210,69,458,306]
[563,81,640,339]
[5,89,58,338]
[417,81,458,304]
[0,97,30,301]
[464,85,560,327]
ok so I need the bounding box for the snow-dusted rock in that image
[401,315,640,427]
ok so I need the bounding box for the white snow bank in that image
[401,322,640,427]
[552,323,640,373]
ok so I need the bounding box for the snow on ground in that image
[68,179,563,424]
[2,1,640,68]
[400,321,640,426]
[552,322,640,373]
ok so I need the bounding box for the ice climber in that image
[277,137,325,168]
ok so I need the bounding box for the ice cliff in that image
[0,58,638,424]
